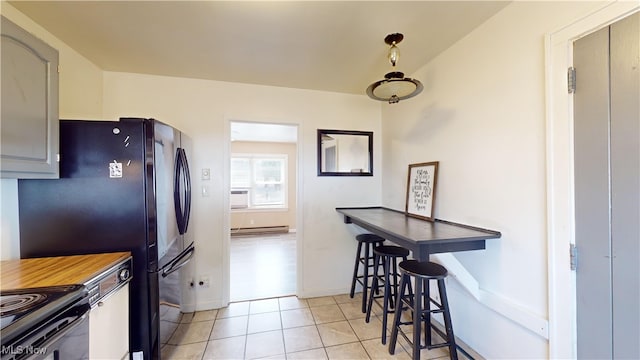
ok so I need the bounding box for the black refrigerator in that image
[18,117,195,360]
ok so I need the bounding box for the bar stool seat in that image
[350,233,385,313]
[365,245,410,344]
[389,260,458,360]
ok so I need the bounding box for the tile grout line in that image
[276,300,286,359]
[338,295,374,360]
[201,309,217,360]
[243,302,252,360]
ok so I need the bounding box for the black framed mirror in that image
[317,129,373,176]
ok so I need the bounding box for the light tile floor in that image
[160,293,479,360]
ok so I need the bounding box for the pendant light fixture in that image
[366,33,423,104]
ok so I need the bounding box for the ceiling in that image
[10,1,510,96]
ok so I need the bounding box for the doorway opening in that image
[228,121,298,302]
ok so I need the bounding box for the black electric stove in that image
[1,285,90,360]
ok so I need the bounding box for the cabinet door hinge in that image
[567,67,576,94]
[570,243,577,270]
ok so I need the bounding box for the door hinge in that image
[567,67,576,94]
[570,243,577,270]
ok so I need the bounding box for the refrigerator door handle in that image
[181,148,192,233]
[174,148,192,235]
[160,244,195,278]
[173,148,185,234]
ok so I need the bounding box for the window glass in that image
[231,155,287,208]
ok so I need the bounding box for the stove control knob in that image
[119,269,130,281]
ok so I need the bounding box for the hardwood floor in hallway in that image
[230,232,297,302]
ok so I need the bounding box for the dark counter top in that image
[336,207,501,260]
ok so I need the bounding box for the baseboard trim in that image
[230,225,289,236]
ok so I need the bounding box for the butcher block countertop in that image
[0,252,131,290]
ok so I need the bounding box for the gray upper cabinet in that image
[1,16,59,179]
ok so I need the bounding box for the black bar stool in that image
[365,245,410,344]
[349,233,385,313]
[388,260,458,360]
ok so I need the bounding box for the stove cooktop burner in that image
[1,293,47,317]
[0,284,87,345]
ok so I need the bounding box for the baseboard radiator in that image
[231,225,289,236]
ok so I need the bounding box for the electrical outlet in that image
[198,276,210,288]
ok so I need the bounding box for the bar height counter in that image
[336,207,501,261]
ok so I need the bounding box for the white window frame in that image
[230,153,288,210]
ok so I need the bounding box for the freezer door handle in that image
[174,147,192,235]
[160,244,195,278]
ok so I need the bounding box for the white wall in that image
[380,1,608,358]
[101,72,382,309]
[0,3,104,260]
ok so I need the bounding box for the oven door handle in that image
[26,308,90,358]
[160,244,195,278]
[45,312,89,344]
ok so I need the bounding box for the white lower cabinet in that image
[89,284,130,360]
